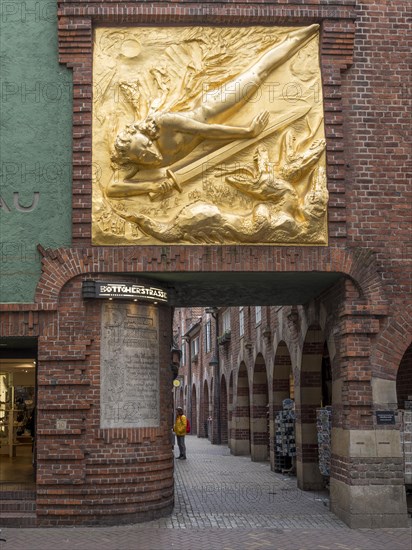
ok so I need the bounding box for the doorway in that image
[0,340,37,488]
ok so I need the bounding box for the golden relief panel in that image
[92,25,327,245]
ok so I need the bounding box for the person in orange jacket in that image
[173,407,187,459]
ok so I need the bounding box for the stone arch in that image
[191,383,197,435]
[271,341,293,471]
[295,324,324,491]
[373,304,412,380]
[231,362,250,456]
[251,354,269,461]
[220,374,228,444]
[35,248,388,317]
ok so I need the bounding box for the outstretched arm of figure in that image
[106,178,177,200]
[161,111,269,139]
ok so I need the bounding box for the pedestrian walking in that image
[173,407,187,459]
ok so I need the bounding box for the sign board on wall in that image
[100,301,160,428]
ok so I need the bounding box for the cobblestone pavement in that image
[1,436,411,549]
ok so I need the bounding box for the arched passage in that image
[191,384,197,435]
[271,341,293,472]
[231,363,250,456]
[397,342,412,491]
[397,342,412,409]
[220,375,228,444]
[251,354,269,461]
[295,326,324,491]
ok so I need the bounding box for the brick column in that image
[330,318,409,528]
[295,329,324,490]
[251,362,269,461]
[231,364,250,456]
[35,276,175,526]
[271,342,293,471]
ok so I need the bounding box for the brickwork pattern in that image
[1,437,411,549]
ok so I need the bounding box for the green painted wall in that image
[0,0,72,303]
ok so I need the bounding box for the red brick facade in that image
[0,0,410,528]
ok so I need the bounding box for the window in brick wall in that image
[191,336,199,358]
[222,309,231,334]
[255,306,262,325]
[239,307,244,337]
[181,341,186,366]
[205,320,212,353]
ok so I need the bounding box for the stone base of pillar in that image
[251,444,268,462]
[330,479,409,528]
[230,439,250,455]
[296,460,324,491]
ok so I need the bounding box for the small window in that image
[181,342,186,365]
[191,336,199,357]
[255,306,262,325]
[239,307,244,337]
[222,309,231,333]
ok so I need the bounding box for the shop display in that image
[275,398,296,473]
[400,410,412,485]
[317,406,332,477]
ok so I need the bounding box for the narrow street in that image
[0,436,411,549]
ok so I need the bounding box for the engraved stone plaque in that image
[100,301,160,428]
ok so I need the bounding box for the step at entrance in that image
[0,489,36,528]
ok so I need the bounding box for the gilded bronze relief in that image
[92,26,327,245]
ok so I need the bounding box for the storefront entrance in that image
[0,339,37,488]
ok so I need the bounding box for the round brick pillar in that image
[36,277,175,526]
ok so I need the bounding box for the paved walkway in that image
[0,436,411,549]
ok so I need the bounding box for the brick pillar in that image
[231,364,250,456]
[199,381,210,438]
[228,373,234,451]
[191,384,197,435]
[220,376,228,444]
[251,362,269,461]
[295,328,324,490]
[330,322,408,528]
[36,278,175,526]
[271,342,292,471]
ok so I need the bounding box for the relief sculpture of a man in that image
[92,24,327,245]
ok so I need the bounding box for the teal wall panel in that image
[0,0,72,302]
